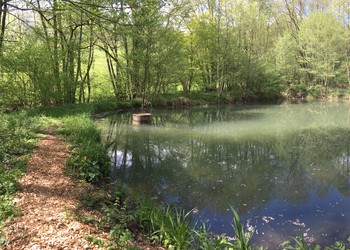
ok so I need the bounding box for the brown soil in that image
[2,134,109,250]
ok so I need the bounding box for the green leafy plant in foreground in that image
[85,235,105,247]
[282,236,319,250]
[231,207,254,250]
[281,236,350,250]
[192,222,235,249]
[66,143,110,183]
[150,206,193,249]
[61,115,110,183]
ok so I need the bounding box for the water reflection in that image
[98,102,350,248]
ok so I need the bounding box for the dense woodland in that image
[1,0,350,109]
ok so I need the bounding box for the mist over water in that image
[98,101,350,248]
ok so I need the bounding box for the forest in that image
[1,0,350,110]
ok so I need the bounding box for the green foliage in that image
[2,0,350,108]
[287,84,308,99]
[150,207,193,249]
[281,236,321,250]
[149,92,232,108]
[93,99,142,113]
[299,12,347,86]
[26,99,143,185]
[280,235,350,250]
[66,144,110,183]
[30,100,142,119]
[85,235,105,247]
[192,222,235,249]
[0,113,40,162]
[275,32,301,85]
[0,40,52,109]
[231,208,254,250]
[77,185,140,249]
[307,85,327,99]
[61,115,110,183]
[0,112,40,241]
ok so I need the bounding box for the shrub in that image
[288,84,308,98]
[307,85,326,99]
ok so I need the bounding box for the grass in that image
[60,114,111,183]
[0,112,41,246]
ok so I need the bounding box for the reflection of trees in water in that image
[151,108,264,127]
[101,111,350,216]
[275,128,350,201]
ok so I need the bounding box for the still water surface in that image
[97,101,350,248]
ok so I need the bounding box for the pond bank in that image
[2,99,350,249]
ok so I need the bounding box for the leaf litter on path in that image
[2,134,109,250]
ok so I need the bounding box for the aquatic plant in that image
[231,207,254,250]
[150,206,193,249]
[192,222,235,249]
[282,236,350,250]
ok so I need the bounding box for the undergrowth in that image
[60,114,110,183]
[0,112,41,246]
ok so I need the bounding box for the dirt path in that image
[3,134,108,249]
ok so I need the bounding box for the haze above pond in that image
[97,101,350,248]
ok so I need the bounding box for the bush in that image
[307,85,326,99]
[288,84,308,98]
[92,99,142,113]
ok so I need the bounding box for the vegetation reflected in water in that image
[98,102,350,248]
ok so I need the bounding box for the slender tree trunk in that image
[68,41,75,103]
[121,0,132,99]
[77,22,84,103]
[78,42,94,103]
[53,0,62,104]
[83,25,94,103]
[36,0,61,103]
[124,37,133,99]
[347,49,350,85]
[0,0,7,51]
[142,43,150,108]
[132,36,141,97]
[106,50,118,98]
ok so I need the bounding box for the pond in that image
[97,101,350,248]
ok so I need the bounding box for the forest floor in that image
[2,133,110,250]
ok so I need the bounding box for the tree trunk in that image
[0,0,7,51]
[52,0,62,104]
